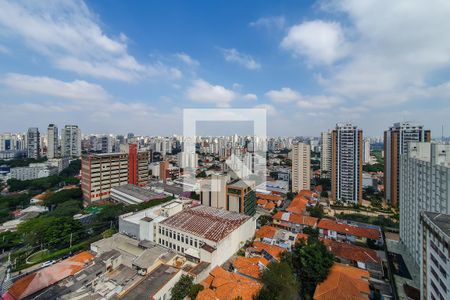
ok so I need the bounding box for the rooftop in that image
[255,225,278,240]
[160,205,251,242]
[122,264,180,300]
[323,239,381,265]
[314,263,370,300]
[232,256,268,279]
[5,251,94,300]
[111,184,165,202]
[285,193,309,215]
[227,179,255,190]
[318,219,381,240]
[273,211,318,227]
[422,211,450,239]
[197,266,262,300]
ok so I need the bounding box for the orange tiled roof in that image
[314,263,370,300]
[255,225,278,239]
[318,219,381,240]
[323,240,381,264]
[32,193,46,200]
[264,202,276,210]
[6,251,94,300]
[233,256,269,279]
[296,233,309,243]
[197,267,262,300]
[273,211,318,227]
[286,195,309,215]
[252,241,286,261]
[256,193,282,202]
[257,199,268,206]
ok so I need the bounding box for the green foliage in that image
[46,199,83,217]
[286,192,297,201]
[196,171,207,178]
[102,229,116,238]
[307,204,324,219]
[59,159,81,177]
[256,261,299,300]
[170,274,194,300]
[363,163,384,173]
[336,213,398,229]
[44,188,82,208]
[17,217,85,250]
[292,240,334,297]
[0,231,22,251]
[320,191,328,198]
[317,178,331,191]
[0,157,47,168]
[189,284,204,299]
[259,215,272,226]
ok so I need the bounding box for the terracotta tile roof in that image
[296,233,309,243]
[197,267,262,300]
[273,212,318,227]
[160,205,251,242]
[252,241,286,261]
[32,193,46,200]
[233,256,269,279]
[286,194,309,215]
[323,240,381,264]
[256,193,282,202]
[257,199,268,206]
[314,263,370,300]
[318,219,381,240]
[6,251,94,300]
[264,202,276,210]
[256,225,278,239]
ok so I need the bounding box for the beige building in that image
[200,174,228,209]
[291,143,311,193]
[320,130,332,178]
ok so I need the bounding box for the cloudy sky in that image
[1,0,450,137]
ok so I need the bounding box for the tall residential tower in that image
[26,127,40,159]
[320,130,332,178]
[61,125,81,157]
[47,124,58,159]
[331,123,363,204]
[291,142,311,193]
[384,122,430,207]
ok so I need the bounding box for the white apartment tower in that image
[331,123,363,204]
[320,130,332,178]
[61,125,81,157]
[399,142,450,267]
[291,142,311,193]
[27,127,40,159]
[47,124,58,159]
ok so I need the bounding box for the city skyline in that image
[1,0,450,136]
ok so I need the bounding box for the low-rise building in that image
[158,205,256,267]
[272,211,318,233]
[318,218,383,246]
[111,184,166,205]
[10,164,58,180]
[226,179,256,216]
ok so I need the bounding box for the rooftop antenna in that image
[442,125,444,142]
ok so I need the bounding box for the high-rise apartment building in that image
[384,122,430,207]
[420,212,450,300]
[331,123,363,204]
[47,124,58,159]
[61,125,81,157]
[320,130,332,178]
[81,144,149,203]
[399,142,450,266]
[363,138,370,164]
[291,143,311,193]
[27,127,40,159]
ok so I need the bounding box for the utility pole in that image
[69,233,73,248]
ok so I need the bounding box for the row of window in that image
[159,238,186,253]
[159,227,199,248]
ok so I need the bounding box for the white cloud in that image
[281,20,348,65]
[250,16,285,30]
[175,52,199,66]
[265,87,300,103]
[243,93,258,101]
[221,48,261,70]
[0,1,180,82]
[266,87,340,109]
[2,73,110,102]
[186,79,237,107]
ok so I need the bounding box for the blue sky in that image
[1,0,450,137]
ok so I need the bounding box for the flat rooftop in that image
[112,184,165,201]
[120,201,182,225]
[423,211,450,238]
[227,179,254,189]
[160,205,251,242]
[122,264,180,300]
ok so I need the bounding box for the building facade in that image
[27,127,40,159]
[61,125,81,157]
[420,212,450,300]
[331,123,363,204]
[226,179,256,216]
[81,145,149,203]
[384,122,430,207]
[400,142,450,266]
[291,142,311,193]
[47,124,58,159]
[320,130,332,178]
[200,174,228,209]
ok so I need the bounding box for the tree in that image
[307,204,324,219]
[292,240,334,297]
[46,200,83,217]
[171,274,193,300]
[256,261,299,300]
[189,284,204,299]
